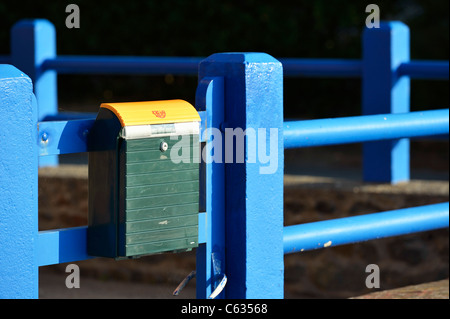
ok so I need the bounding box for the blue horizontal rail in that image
[5,56,438,79]
[41,56,204,75]
[279,58,362,77]
[398,61,449,80]
[284,109,449,149]
[284,203,450,255]
[40,56,364,77]
[43,112,97,121]
[39,109,448,156]
[38,118,95,156]
[41,56,365,77]
[38,111,207,156]
[37,227,94,266]
[37,213,207,267]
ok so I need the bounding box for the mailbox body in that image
[88,100,200,259]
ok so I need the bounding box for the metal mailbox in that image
[87,100,201,259]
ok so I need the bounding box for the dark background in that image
[0,0,448,119]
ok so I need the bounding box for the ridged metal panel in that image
[122,135,199,257]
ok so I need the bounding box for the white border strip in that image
[120,121,200,140]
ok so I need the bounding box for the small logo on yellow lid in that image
[152,110,166,119]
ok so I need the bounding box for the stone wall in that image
[283,175,449,298]
[38,165,449,298]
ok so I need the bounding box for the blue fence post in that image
[195,77,226,299]
[0,65,39,299]
[11,19,58,166]
[198,53,284,299]
[362,22,411,184]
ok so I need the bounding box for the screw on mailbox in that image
[160,141,169,152]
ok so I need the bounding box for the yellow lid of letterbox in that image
[101,100,200,127]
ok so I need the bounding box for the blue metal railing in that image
[2,56,448,79]
[284,109,449,149]
[1,19,449,299]
[284,203,450,254]
[3,19,449,180]
[41,56,203,75]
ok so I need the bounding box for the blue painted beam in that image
[39,108,448,156]
[362,22,411,184]
[195,77,226,299]
[11,20,58,124]
[0,65,38,298]
[280,58,362,78]
[42,56,203,75]
[38,119,95,156]
[37,213,207,267]
[43,112,97,121]
[198,53,285,299]
[399,61,449,80]
[284,203,450,255]
[38,111,207,156]
[37,227,94,267]
[8,52,450,80]
[284,109,449,149]
[43,56,364,78]
[11,19,59,167]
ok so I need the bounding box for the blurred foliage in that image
[0,0,448,118]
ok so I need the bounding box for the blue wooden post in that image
[198,53,284,299]
[363,22,411,183]
[0,65,39,299]
[195,77,226,299]
[11,19,58,166]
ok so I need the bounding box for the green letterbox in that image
[88,100,200,259]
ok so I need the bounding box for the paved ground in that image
[39,271,196,299]
[39,270,448,299]
[352,279,449,299]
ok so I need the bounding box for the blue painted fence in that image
[0,19,449,299]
